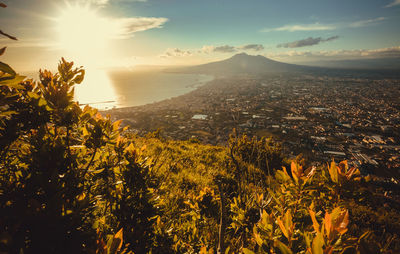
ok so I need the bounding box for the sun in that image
[55,4,115,64]
[55,3,118,108]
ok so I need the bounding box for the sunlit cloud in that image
[277,36,339,48]
[262,23,336,32]
[3,8,168,50]
[267,46,400,61]
[385,0,400,7]
[262,17,387,32]
[115,17,169,39]
[56,4,168,41]
[349,17,385,28]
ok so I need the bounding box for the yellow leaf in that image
[283,209,293,238]
[311,232,324,254]
[124,143,135,154]
[330,207,342,221]
[328,160,338,183]
[309,207,320,233]
[76,192,86,201]
[112,120,122,131]
[275,240,293,254]
[82,126,89,136]
[242,248,256,254]
[333,209,349,235]
[253,226,263,246]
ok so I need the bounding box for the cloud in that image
[200,45,237,53]
[200,44,264,54]
[115,17,168,38]
[239,44,264,51]
[385,0,400,7]
[213,45,237,53]
[277,36,339,48]
[262,23,336,32]
[267,46,400,61]
[160,48,192,58]
[349,17,385,28]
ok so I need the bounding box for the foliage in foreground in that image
[1,30,400,253]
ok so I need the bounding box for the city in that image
[108,74,400,178]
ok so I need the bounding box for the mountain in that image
[167,53,400,78]
[169,53,314,76]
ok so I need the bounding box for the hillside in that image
[1,59,400,253]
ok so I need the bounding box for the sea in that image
[26,69,213,110]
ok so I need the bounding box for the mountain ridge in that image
[167,53,400,78]
[173,52,310,75]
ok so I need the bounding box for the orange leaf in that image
[109,228,123,253]
[291,162,300,184]
[324,212,332,239]
[277,217,289,239]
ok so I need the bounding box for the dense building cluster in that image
[107,74,400,178]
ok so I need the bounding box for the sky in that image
[1,0,400,72]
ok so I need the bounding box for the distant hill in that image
[167,53,400,78]
[299,57,400,70]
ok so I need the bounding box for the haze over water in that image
[74,69,213,110]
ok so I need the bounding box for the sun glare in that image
[55,4,114,62]
[55,4,118,108]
